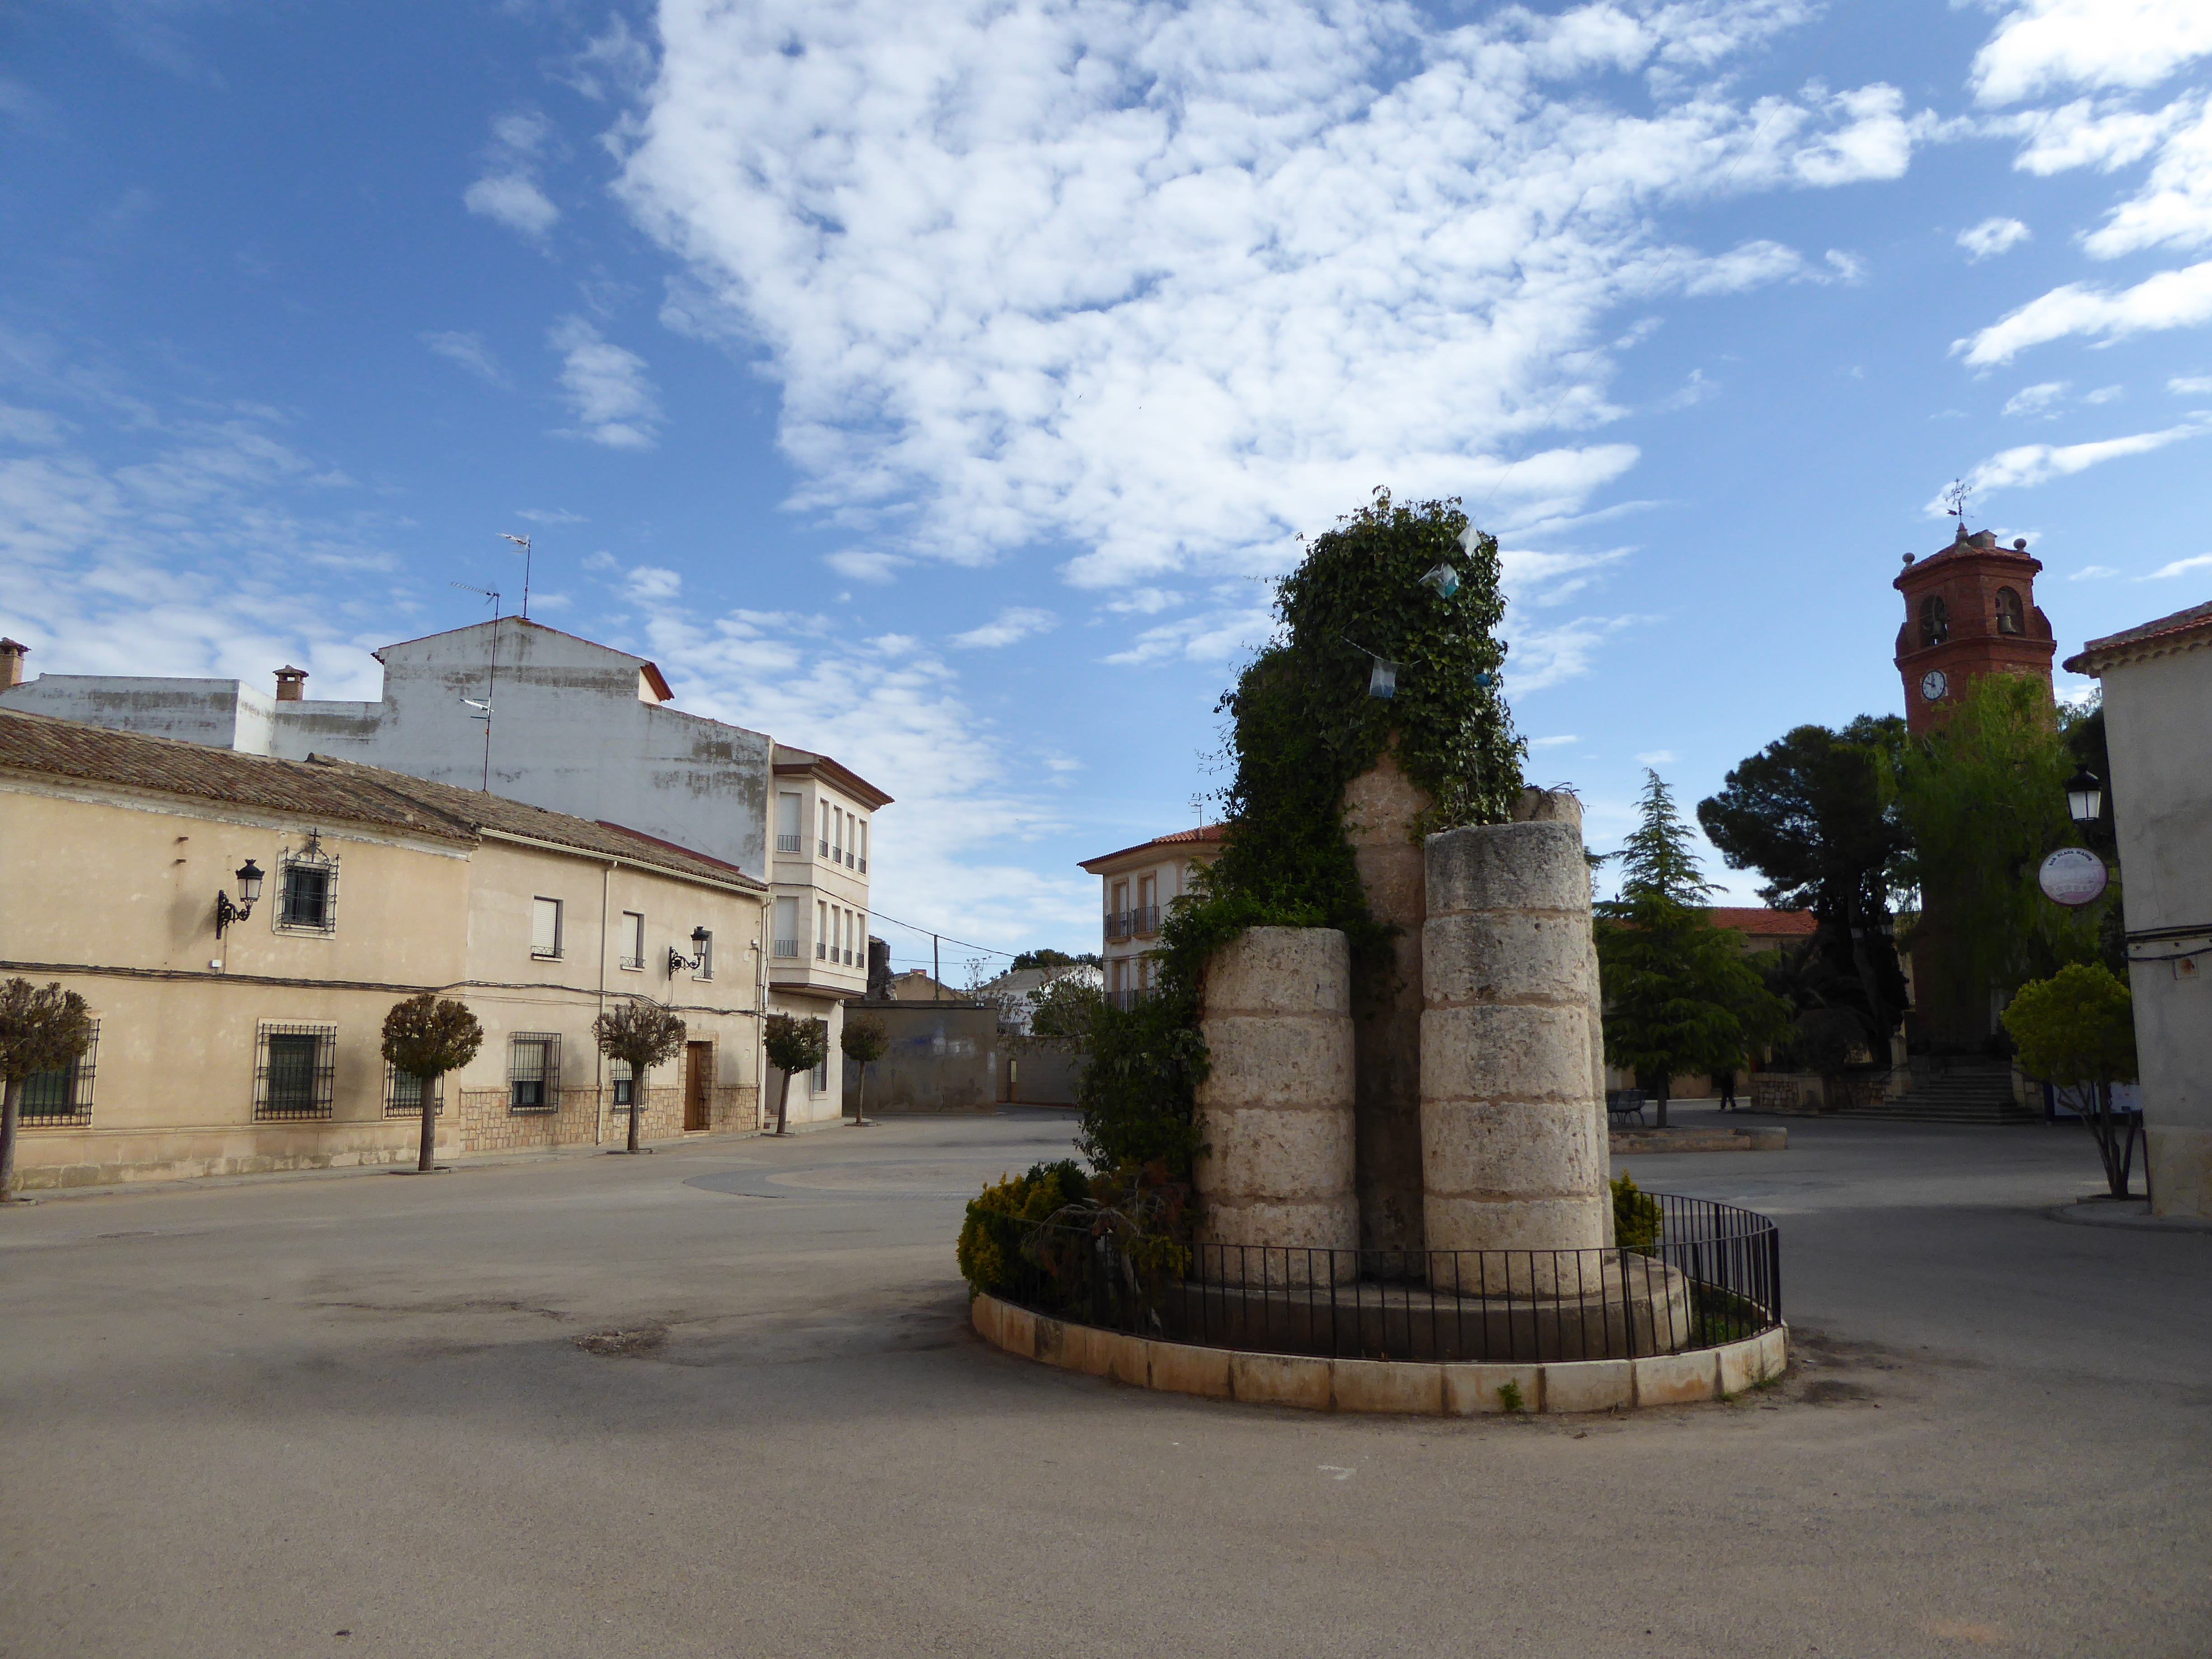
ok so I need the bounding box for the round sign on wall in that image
[2038,847,2109,907]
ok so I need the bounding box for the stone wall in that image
[1193,928,1358,1279]
[1420,805,1607,1258]
[454,1082,755,1153]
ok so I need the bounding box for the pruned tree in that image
[1597,773,1789,1128]
[840,1014,887,1125]
[763,1013,830,1137]
[380,994,485,1172]
[0,979,94,1202]
[2003,962,2141,1197]
[594,998,688,1153]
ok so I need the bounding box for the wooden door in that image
[683,1041,712,1131]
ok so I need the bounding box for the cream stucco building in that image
[0,706,792,1191]
[2065,600,2212,1219]
[1078,825,1224,1007]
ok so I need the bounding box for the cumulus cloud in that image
[1933,421,2208,508]
[464,111,561,240]
[2003,380,2069,417]
[825,548,906,583]
[1970,0,2212,107]
[2144,551,2212,578]
[1959,217,2032,260]
[548,316,661,449]
[1954,260,2212,365]
[422,330,508,385]
[2081,98,2212,258]
[611,0,1941,596]
[951,607,1057,649]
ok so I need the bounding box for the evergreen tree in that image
[1597,772,1788,1127]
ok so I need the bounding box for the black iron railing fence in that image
[987,1192,1779,1365]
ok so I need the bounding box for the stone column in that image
[1421,799,1607,1266]
[1342,751,1430,1254]
[1194,927,1358,1282]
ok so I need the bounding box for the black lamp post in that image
[668,926,711,976]
[215,858,264,937]
[2064,768,2104,829]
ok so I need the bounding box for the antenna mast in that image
[498,533,533,620]
[452,581,501,791]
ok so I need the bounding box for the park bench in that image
[1606,1089,1648,1129]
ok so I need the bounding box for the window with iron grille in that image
[610,1057,640,1111]
[619,910,646,971]
[384,1064,445,1119]
[254,1022,337,1120]
[273,836,340,935]
[531,897,563,959]
[20,1018,98,1127]
[773,897,798,958]
[509,1033,561,1113]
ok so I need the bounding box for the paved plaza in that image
[3,1107,2207,1658]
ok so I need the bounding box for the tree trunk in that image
[627,1063,644,1153]
[855,1064,867,1125]
[774,1068,791,1136]
[0,1075,20,1201]
[417,1073,437,1172]
[1654,1082,1670,1131]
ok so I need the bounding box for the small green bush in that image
[1495,1379,1526,1414]
[1612,1172,1662,1255]
[955,1160,1089,1297]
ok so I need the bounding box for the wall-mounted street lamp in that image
[2065,768,2104,829]
[668,925,711,976]
[215,859,265,937]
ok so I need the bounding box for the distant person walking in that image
[1713,1066,1738,1111]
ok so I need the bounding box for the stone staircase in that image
[1829,1062,2041,1126]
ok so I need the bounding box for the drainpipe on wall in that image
[595,860,611,1145]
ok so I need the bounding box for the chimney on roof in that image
[274,665,309,702]
[0,638,26,691]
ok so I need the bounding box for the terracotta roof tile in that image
[2064,598,2212,673]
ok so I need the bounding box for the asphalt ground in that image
[2,1105,2206,1659]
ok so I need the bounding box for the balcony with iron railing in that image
[1104,909,1133,942]
[776,833,802,854]
[1129,904,1161,937]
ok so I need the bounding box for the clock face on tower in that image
[1921,670,1949,702]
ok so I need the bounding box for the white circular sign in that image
[2038,848,2109,907]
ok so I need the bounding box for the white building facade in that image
[0,621,890,1129]
[1077,825,1224,1008]
[2065,601,2212,1219]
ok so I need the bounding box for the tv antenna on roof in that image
[451,582,501,790]
[497,533,533,619]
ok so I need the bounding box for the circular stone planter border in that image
[971,1293,1786,1414]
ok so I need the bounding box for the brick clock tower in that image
[1892,525,2058,1049]
[1893,525,2056,731]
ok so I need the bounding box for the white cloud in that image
[612,0,1942,595]
[1970,0,2212,107]
[2144,551,2212,578]
[1933,421,2208,509]
[548,316,661,450]
[2171,375,2212,392]
[1636,749,1677,764]
[1105,588,1184,616]
[1953,260,2212,365]
[2068,565,2120,579]
[1500,614,1643,694]
[1528,734,1581,749]
[2003,380,2069,417]
[1499,545,1632,609]
[0,403,68,445]
[951,607,1057,649]
[627,565,682,600]
[582,550,619,572]
[1959,217,2032,260]
[825,548,906,583]
[2004,99,2172,176]
[464,112,561,241]
[515,506,587,525]
[2084,384,2124,403]
[422,331,507,384]
[2081,97,2212,258]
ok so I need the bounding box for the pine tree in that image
[1597,772,1788,1128]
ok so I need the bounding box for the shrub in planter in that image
[1612,1172,1662,1255]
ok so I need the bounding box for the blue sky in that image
[5,0,2210,972]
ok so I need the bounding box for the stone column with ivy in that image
[1192,927,1358,1283]
[1421,798,1607,1263]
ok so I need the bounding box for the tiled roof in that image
[0,706,764,891]
[1079,823,1228,872]
[2064,599,2212,674]
[771,743,895,809]
[1707,907,1817,937]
